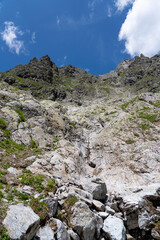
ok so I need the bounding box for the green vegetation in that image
[19,173,45,193]
[104,87,110,94]
[57,195,78,223]
[0,191,4,201]
[15,109,26,123]
[125,139,135,144]
[0,225,10,240]
[138,112,158,123]
[0,139,26,155]
[30,198,48,222]
[149,100,160,108]
[63,195,78,210]
[0,119,11,139]
[53,138,59,143]
[0,119,7,129]
[46,178,57,193]
[69,122,76,128]
[121,98,137,111]
[134,132,140,137]
[110,111,117,115]
[30,139,38,148]
[139,123,151,131]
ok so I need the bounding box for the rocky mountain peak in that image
[0,55,160,239]
[29,57,38,65]
[39,55,53,67]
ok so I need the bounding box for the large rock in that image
[82,178,107,201]
[70,201,103,240]
[51,218,70,240]
[93,200,105,211]
[36,225,55,240]
[102,215,126,240]
[43,197,58,217]
[68,229,80,240]
[3,203,40,240]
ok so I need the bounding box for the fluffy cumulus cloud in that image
[118,0,160,57]
[1,21,24,54]
[115,0,134,11]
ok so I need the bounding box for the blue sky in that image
[0,0,160,75]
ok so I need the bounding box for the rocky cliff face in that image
[0,55,160,240]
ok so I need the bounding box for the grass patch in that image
[69,122,76,128]
[63,195,78,211]
[0,225,10,240]
[104,87,110,94]
[15,109,26,123]
[46,178,57,193]
[30,139,37,148]
[140,124,151,131]
[138,112,158,123]
[0,119,7,130]
[30,198,48,222]
[19,173,45,193]
[125,139,135,144]
[0,139,26,155]
[149,100,160,108]
[110,111,117,115]
[0,119,11,139]
[57,195,78,223]
[134,132,140,137]
[0,191,3,201]
[121,98,137,111]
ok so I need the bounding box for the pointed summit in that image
[39,55,53,67]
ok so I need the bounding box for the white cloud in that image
[1,21,24,54]
[115,0,134,11]
[119,0,160,57]
[85,68,90,73]
[31,32,36,44]
[57,16,60,25]
[107,6,112,17]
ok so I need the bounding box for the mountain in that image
[0,55,160,239]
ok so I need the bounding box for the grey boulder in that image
[82,178,107,201]
[36,225,55,240]
[3,203,40,240]
[70,201,103,240]
[102,215,126,240]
